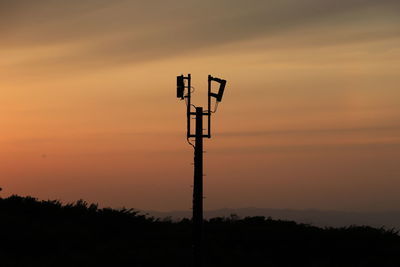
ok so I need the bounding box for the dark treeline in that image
[1,195,400,267]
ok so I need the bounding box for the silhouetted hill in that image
[146,207,400,229]
[1,195,400,267]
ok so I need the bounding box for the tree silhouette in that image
[0,195,399,267]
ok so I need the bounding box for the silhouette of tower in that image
[176,74,227,267]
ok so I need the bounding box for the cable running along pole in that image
[176,74,227,267]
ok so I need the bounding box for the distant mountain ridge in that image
[144,207,400,229]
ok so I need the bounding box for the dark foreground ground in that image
[1,196,400,267]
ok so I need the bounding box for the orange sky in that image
[1,0,400,212]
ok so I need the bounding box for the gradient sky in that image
[1,0,400,212]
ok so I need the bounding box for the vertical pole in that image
[207,75,211,138]
[187,74,191,139]
[193,107,203,267]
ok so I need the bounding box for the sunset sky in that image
[1,0,400,212]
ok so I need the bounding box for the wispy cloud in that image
[1,0,399,69]
[212,141,400,154]
[219,125,400,137]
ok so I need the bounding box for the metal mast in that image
[176,74,227,267]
